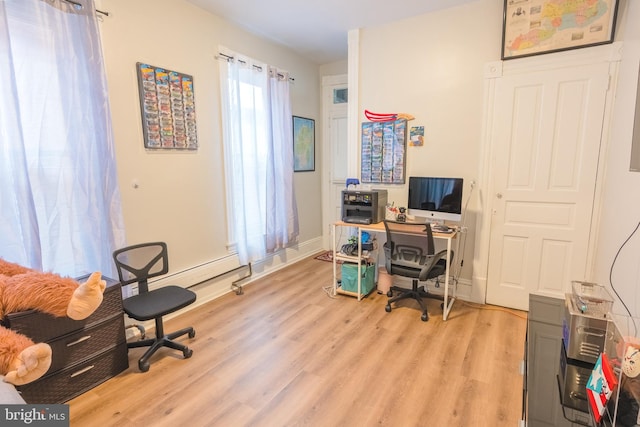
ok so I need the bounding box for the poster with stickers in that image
[360,119,406,184]
[136,63,198,150]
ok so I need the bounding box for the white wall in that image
[593,0,640,317]
[356,0,504,294]
[357,0,640,307]
[95,0,323,291]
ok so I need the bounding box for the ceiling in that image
[185,0,474,64]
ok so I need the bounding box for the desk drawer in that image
[46,316,125,374]
[18,342,128,404]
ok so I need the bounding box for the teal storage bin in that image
[341,262,376,295]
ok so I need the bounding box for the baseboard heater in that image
[149,254,251,294]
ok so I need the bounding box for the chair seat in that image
[388,259,446,280]
[123,285,196,321]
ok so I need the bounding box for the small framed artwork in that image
[501,0,620,60]
[293,116,315,172]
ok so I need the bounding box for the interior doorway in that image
[321,75,348,249]
[483,57,613,310]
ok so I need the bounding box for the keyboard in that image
[343,217,371,225]
[431,225,453,233]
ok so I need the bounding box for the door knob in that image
[496,193,503,199]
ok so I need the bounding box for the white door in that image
[322,75,348,248]
[486,61,610,310]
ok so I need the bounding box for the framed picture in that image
[501,0,620,60]
[293,116,315,172]
[136,62,198,150]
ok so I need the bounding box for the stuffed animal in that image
[0,259,106,386]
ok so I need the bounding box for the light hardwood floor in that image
[69,254,527,427]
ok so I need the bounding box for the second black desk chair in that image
[382,220,451,321]
[113,242,196,372]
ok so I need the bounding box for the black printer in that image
[341,189,387,225]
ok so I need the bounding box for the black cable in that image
[609,220,640,336]
[452,181,475,283]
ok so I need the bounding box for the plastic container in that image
[340,262,376,295]
[571,280,613,316]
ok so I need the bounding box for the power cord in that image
[609,220,640,337]
[450,179,475,286]
[460,300,528,320]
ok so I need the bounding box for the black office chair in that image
[383,220,452,321]
[113,242,196,372]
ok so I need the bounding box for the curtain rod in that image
[62,0,109,16]
[216,53,295,83]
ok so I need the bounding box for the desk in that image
[332,221,458,320]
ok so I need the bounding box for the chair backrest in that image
[112,242,169,294]
[383,220,436,280]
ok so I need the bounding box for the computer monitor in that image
[407,176,463,223]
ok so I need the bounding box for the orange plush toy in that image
[0,259,106,386]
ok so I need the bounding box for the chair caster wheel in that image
[139,360,150,372]
[385,304,392,313]
[184,348,193,358]
[387,291,393,297]
[421,313,429,322]
[189,329,196,339]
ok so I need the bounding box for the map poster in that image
[501,0,619,60]
[293,116,315,172]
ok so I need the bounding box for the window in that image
[0,0,124,276]
[218,48,299,265]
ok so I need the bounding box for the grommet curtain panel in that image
[219,49,299,265]
[0,0,125,277]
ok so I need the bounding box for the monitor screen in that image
[407,177,463,223]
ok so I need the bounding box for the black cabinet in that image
[3,276,128,403]
[527,293,592,427]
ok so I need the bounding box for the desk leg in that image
[332,224,337,297]
[443,236,455,321]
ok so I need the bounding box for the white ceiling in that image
[185,0,475,64]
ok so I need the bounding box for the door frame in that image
[472,42,623,306]
[322,74,348,249]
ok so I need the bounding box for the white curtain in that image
[0,0,125,277]
[219,50,299,265]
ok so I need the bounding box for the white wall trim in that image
[347,29,360,178]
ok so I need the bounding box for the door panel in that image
[486,62,610,310]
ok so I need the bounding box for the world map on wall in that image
[503,0,615,59]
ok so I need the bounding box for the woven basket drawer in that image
[45,315,125,374]
[3,277,122,342]
[18,342,129,404]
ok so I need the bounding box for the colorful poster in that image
[502,0,619,60]
[360,119,406,184]
[136,63,198,150]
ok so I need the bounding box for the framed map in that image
[501,0,619,60]
[293,116,315,172]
